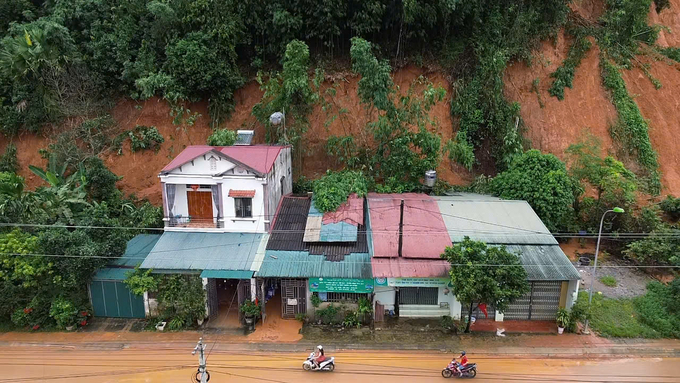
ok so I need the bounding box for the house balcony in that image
[164,216,224,230]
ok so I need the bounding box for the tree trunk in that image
[465,301,474,333]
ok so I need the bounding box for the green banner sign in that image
[309,278,374,293]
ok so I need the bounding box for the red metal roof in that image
[371,258,450,278]
[322,193,363,227]
[367,193,452,259]
[228,189,256,198]
[161,145,285,174]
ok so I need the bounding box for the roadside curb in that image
[1,340,678,358]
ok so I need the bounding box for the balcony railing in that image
[165,216,223,229]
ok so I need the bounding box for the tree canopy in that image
[441,237,529,332]
[491,149,576,232]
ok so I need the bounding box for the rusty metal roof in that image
[266,196,368,260]
[366,193,452,259]
[371,258,450,278]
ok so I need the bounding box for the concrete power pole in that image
[192,337,209,383]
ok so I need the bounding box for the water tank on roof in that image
[234,130,254,145]
[424,170,437,188]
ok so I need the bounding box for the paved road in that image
[1,347,678,382]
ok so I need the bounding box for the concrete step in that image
[399,305,450,318]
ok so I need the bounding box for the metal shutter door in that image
[399,287,438,305]
[530,281,562,320]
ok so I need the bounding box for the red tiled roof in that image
[322,193,363,227]
[161,145,286,174]
[228,189,256,198]
[371,258,450,278]
[367,193,452,259]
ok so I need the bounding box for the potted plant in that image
[239,300,261,332]
[556,308,570,334]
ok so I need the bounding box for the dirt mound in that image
[650,0,680,47]
[620,56,680,196]
[569,0,606,22]
[504,31,617,160]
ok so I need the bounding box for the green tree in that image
[327,38,445,191]
[491,150,576,232]
[207,129,237,146]
[441,237,529,333]
[312,170,369,212]
[252,40,320,150]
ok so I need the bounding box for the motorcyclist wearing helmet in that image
[313,345,325,369]
[451,351,468,372]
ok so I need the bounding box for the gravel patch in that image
[576,259,653,299]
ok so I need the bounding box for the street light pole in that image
[192,337,208,383]
[583,207,624,335]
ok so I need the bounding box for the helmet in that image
[460,351,466,356]
[317,345,323,350]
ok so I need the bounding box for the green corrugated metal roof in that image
[200,270,254,279]
[93,268,131,281]
[141,232,264,272]
[114,234,162,267]
[93,234,162,281]
[257,251,372,279]
[502,245,581,281]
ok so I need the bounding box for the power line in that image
[2,251,679,268]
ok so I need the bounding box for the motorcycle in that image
[442,360,477,378]
[302,352,335,372]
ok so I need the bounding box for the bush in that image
[342,311,361,328]
[0,143,18,173]
[293,176,314,194]
[555,308,570,328]
[600,275,617,287]
[124,267,160,296]
[114,126,164,154]
[444,132,475,171]
[660,196,680,221]
[295,313,308,323]
[207,129,237,146]
[317,304,340,324]
[440,315,457,333]
[83,157,120,202]
[312,170,369,212]
[491,150,576,232]
[49,297,78,329]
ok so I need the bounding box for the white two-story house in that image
[137,134,293,326]
[159,141,292,232]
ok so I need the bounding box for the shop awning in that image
[200,270,254,279]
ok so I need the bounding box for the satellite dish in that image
[269,112,284,125]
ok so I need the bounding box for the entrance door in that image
[187,191,213,220]
[399,287,438,305]
[504,281,562,320]
[280,279,306,319]
[207,278,219,321]
[90,281,145,318]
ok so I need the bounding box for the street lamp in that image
[269,109,286,142]
[582,207,624,334]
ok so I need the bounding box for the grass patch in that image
[599,275,617,287]
[586,292,659,338]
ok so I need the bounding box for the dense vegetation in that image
[0,151,161,330]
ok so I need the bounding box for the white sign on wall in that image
[287,298,298,306]
[387,277,451,287]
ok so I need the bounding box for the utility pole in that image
[192,337,209,383]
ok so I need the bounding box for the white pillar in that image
[143,291,150,317]
[250,278,257,301]
[202,278,209,318]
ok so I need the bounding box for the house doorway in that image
[187,190,213,221]
[205,279,241,328]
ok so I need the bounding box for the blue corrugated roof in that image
[319,222,358,242]
[141,232,264,272]
[257,251,372,279]
[93,234,161,281]
[114,234,162,267]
